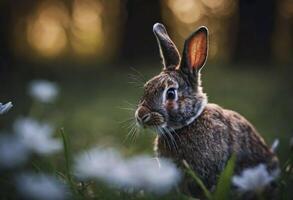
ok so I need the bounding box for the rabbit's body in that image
[134,23,279,196]
[154,103,278,189]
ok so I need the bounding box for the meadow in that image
[0,62,292,199]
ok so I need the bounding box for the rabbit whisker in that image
[118,107,136,111]
[156,126,172,152]
[119,117,135,127]
[128,74,145,88]
[123,100,137,108]
[163,126,179,153]
[124,120,138,144]
[168,126,181,147]
[130,67,147,82]
[130,126,139,143]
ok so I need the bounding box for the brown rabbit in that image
[134,23,279,196]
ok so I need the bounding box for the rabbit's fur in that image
[135,23,279,195]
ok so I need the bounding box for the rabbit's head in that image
[135,23,208,130]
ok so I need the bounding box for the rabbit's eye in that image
[166,88,177,100]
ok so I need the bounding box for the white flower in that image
[127,156,181,193]
[232,164,279,192]
[29,80,59,103]
[0,102,13,114]
[0,134,29,168]
[16,172,69,200]
[14,117,62,155]
[74,147,181,193]
[74,148,124,180]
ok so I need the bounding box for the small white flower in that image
[74,147,180,194]
[0,102,13,114]
[16,172,69,200]
[127,156,181,193]
[14,117,62,155]
[232,164,279,192]
[0,134,29,168]
[74,148,123,180]
[29,80,59,103]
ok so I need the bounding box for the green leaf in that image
[213,154,236,200]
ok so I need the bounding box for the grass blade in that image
[60,128,80,196]
[183,160,213,200]
[213,154,236,200]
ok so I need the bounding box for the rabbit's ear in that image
[179,27,208,75]
[153,23,180,70]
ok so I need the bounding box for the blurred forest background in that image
[0,0,293,164]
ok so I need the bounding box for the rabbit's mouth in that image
[136,112,166,128]
[135,106,166,128]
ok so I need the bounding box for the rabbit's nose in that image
[135,106,151,125]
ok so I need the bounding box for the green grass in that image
[1,62,293,199]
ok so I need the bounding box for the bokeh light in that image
[23,0,123,61]
[13,0,291,64]
[26,1,69,57]
[162,0,238,61]
[166,0,203,24]
[70,0,104,56]
[201,0,236,16]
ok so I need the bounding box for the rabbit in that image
[134,23,279,197]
